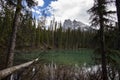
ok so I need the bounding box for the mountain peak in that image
[63,19,89,30]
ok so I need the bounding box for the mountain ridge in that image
[63,19,90,30]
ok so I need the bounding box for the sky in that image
[33,0,116,25]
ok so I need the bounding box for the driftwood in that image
[0,58,39,79]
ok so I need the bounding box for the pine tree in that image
[88,0,113,79]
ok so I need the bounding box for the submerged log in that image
[0,58,39,79]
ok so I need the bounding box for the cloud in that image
[31,8,41,14]
[30,0,44,19]
[35,0,44,7]
[49,0,94,25]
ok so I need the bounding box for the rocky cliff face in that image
[63,19,90,30]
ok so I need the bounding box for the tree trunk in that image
[99,0,108,79]
[116,0,120,31]
[116,0,120,50]
[100,22,108,80]
[115,2,120,80]
[118,69,120,80]
[99,22,108,80]
[5,1,22,79]
[6,0,22,69]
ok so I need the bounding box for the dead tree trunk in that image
[0,58,38,80]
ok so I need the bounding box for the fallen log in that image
[0,58,39,79]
